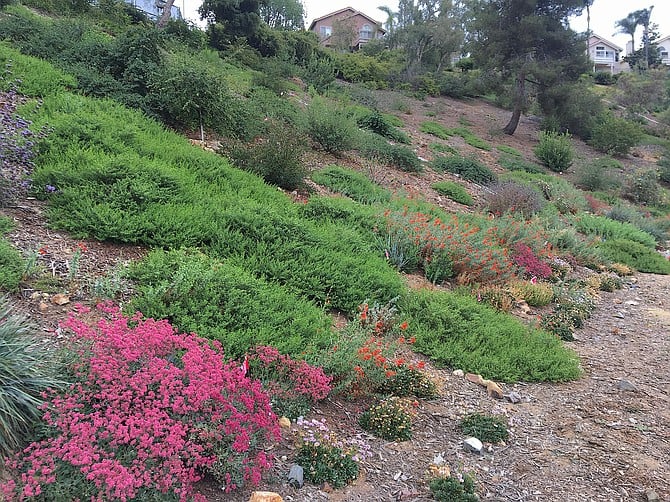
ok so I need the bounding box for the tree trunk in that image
[503,71,525,135]
[156,0,176,28]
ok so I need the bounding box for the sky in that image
[179,0,669,54]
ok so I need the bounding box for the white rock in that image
[463,437,483,455]
[453,369,465,377]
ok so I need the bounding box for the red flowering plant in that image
[246,345,333,420]
[0,303,280,501]
[511,243,553,279]
[313,299,433,400]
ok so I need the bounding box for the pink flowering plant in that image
[0,303,280,501]
[247,346,332,420]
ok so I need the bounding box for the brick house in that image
[308,7,385,51]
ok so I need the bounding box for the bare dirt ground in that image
[2,94,669,502]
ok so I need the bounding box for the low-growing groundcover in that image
[0,304,280,500]
[126,248,333,358]
[401,290,581,382]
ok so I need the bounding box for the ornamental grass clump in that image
[0,299,64,462]
[0,304,280,501]
[294,417,370,488]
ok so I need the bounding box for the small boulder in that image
[249,492,283,502]
[506,391,522,404]
[645,489,660,501]
[278,416,291,429]
[288,465,303,488]
[51,293,70,306]
[453,369,465,377]
[463,437,483,455]
[486,381,504,399]
[465,373,485,386]
[616,379,637,392]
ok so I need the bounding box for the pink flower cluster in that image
[1,303,280,501]
[249,345,332,403]
[511,243,553,279]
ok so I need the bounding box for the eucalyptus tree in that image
[468,0,589,135]
[259,0,305,30]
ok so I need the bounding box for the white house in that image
[587,34,623,74]
[657,35,670,66]
[124,0,182,21]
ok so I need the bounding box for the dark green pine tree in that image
[199,0,266,49]
[468,0,589,135]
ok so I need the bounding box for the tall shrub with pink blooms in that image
[0,303,280,501]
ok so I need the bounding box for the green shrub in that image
[431,181,473,206]
[311,166,390,204]
[497,154,544,174]
[574,157,622,191]
[553,286,597,329]
[0,44,76,97]
[459,413,509,443]
[593,71,617,85]
[295,443,359,488]
[0,217,23,291]
[534,131,574,172]
[222,121,307,190]
[503,171,587,215]
[420,121,454,140]
[377,366,437,398]
[486,181,545,217]
[430,474,479,502]
[126,249,332,358]
[573,213,656,248]
[538,81,604,140]
[598,239,670,274]
[359,397,412,441]
[430,142,458,155]
[497,145,522,157]
[658,152,670,184]
[304,98,356,154]
[598,274,623,292]
[0,299,63,459]
[433,156,496,184]
[356,131,422,172]
[452,127,492,151]
[509,281,553,307]
[590,114,643,156]
[401,290,581,382]
[621,169,661,206]
[0,241,24,291]
[300,196,378,232]
[356,109,410,144]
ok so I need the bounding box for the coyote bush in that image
[534,131,573,172]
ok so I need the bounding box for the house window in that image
[320,26,332,37]
[660,46,668,58]
[595,45,606,58]
[360,24,373,40]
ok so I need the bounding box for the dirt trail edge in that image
[241,273,670,502]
